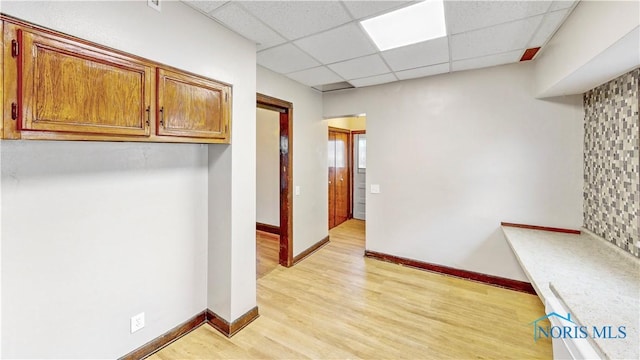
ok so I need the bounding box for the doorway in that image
[327,115,367,230]
[256,93,293,268]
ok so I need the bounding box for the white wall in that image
[256,67,327,256]
[324,62,584,281]
[534,0,640,97]
[0,1,256,358]
[256,108,280,226]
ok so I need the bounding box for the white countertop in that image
[502,226,639,360]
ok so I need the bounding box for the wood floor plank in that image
[149,219,552,359]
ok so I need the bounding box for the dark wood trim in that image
[257,93,293,267]
[500,222,581,235]
[119,311,206,360]
[256,222,280,235]
[206,307,260,338]
[293,236,330,265]
[351,130,366,135]
[364,250,537,295]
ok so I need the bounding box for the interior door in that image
[329,129,350,229]
[353,133,366,220]
[333,131,349,226]
[328,131,336,229]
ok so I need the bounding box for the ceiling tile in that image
[294,23,376,64]
[349,73,397,88]
[239,1,352,40]
[212,3,285,50]
[445,1,552,34]
[395,63,450,80]
[328,54,390,80]
[342,1,414,20]
[450,15,543,60]
[257,44,320,74]
[451,50,523,72]
[287,66,344,86]
[528,9,571,47]
[183,0,228,14]
[548,0,577,12]
[381,37,449,71]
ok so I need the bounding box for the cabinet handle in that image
[145,106,150,126]
[159,106,164,127]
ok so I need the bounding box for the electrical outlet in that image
[130,312,145,333]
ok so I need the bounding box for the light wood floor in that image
[256,230,279,279]
[150,219,552,359]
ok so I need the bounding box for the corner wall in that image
[323,62,584,281]
[0,1,256,358]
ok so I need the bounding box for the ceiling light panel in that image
[395,63,450,80]
[239,1,351,40]
[445,1,552,35]
[343,1,414,20]
[450,15,543,61]
[257,43,320,74]
[287,66,344,87]
[212,3,285,51]
[381,36,449,71]
[294,23,377,64]
[528,9,571,47]
[350,73,397,88]
[451,50,523,72]
[360,0,447,51]
[328,54,390,80]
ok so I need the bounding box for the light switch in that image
[370,184,380,194]
[295,186,301,196]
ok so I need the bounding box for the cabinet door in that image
[18,29,152,136]
[156,68,230,140]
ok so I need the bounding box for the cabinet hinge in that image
[11,40,19,58]
[11,103,18,120]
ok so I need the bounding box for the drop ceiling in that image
[184,0,578,91]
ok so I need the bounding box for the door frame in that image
[328,126,352,227]
[257,93,293,267]
[351,130,366,220]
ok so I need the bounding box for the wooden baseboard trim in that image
[256,222,280,235]
[501,222,581,235]
[364,250,537,295]
[206,306,260,338]
[119,311,206,360]
[293,235,330,265]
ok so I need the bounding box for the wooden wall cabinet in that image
[157,68,230,140]
[2,17,232,144]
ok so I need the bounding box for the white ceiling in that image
[184,0,578,91]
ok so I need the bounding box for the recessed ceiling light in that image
[360,0,447,51]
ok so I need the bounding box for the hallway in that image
[150,220,551,359]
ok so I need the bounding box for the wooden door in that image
[328,131,336,229]
[156,68,230,139]
[333,131,350,226]
[18,28,152,136]
[328,129,350,229]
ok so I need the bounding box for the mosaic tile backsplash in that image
[584,68,639,257]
